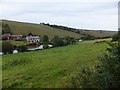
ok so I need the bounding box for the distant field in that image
[1,20,80,39]
[2,39,110,88]
[79,30,117,38]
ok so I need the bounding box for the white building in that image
[26,36,40,43]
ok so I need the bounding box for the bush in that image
[43,44,49,49]
[2,41,14,54]
[42,35,49,44]
[64,36,71,45]
[112,33,120,41]
[71,42,120,88]
[96,42,120,88]
[81,35,95,40]
[18,45,27,52]
[52,35,65,47]
[94,40,106,44]
[2,24,12,34]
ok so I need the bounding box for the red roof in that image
[2,34,11,38]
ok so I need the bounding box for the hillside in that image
[42,23,117,38]
[1,20,117,39]
[2,39,110,88]
[79,29,117,38]
[1,20,80,39]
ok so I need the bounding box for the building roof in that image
[26,36,39,39]
[2,34,11,38]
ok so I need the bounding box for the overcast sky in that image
[0,0,119,31]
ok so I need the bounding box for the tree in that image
[81,35,95,40]
[18,45,27,52]
[42,35,49,49]
[64,36,71,45]
[2,41,14,54]
[28,33,33,36]
[112,33,120,41]
[2,24,12,34]
[70,37,76,44]
[52,35,64,47]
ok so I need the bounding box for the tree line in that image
[40,23,80,34]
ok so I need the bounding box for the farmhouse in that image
[26,36,40,43]
[11,34,23,39]
[2,34,23,40]
[2,34,11,40]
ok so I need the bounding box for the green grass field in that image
[11,41,29,46]
[2,39,110,88]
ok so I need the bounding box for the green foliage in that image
[112,33,120,41]
[28,32,33,36]
[18,45,27,52]
[43,44,49,49]
[64,36,76,45]
[2,41,14,54]
[42,35,49,44]
[42,35,49,49]
[71,41,120,88]
[96,42,120,88]
[52,35,64,47]
[2,23,12,34]
[81,35,95,40]
[94,40,106,44]
[64,36,71,45]
[51,35,75,47]
[71,68,96,88]
[43,23,77,32]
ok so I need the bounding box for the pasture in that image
[2,39,111,88]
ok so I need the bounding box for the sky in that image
[0,0,119,31]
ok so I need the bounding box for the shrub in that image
[43,44,49,49]
[18,45,27,52]
[112,33,120,41]
[71,42,120,88]
[94,40,106,44]
[64,36,71,45]
[2,41,14,54]
[2,24,12,34]
[52,35,65,47]
[42,35,49,44]
[81,35,95,40]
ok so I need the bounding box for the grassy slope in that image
[79,30,117,38]
[1,20,80,39]
[2,39,110,88]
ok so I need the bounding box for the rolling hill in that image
[1,20,117,39]
[79,29,117,38]
[43,23,117,38]
[1,20,80,39]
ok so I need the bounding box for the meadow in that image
[2,39,111,88]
